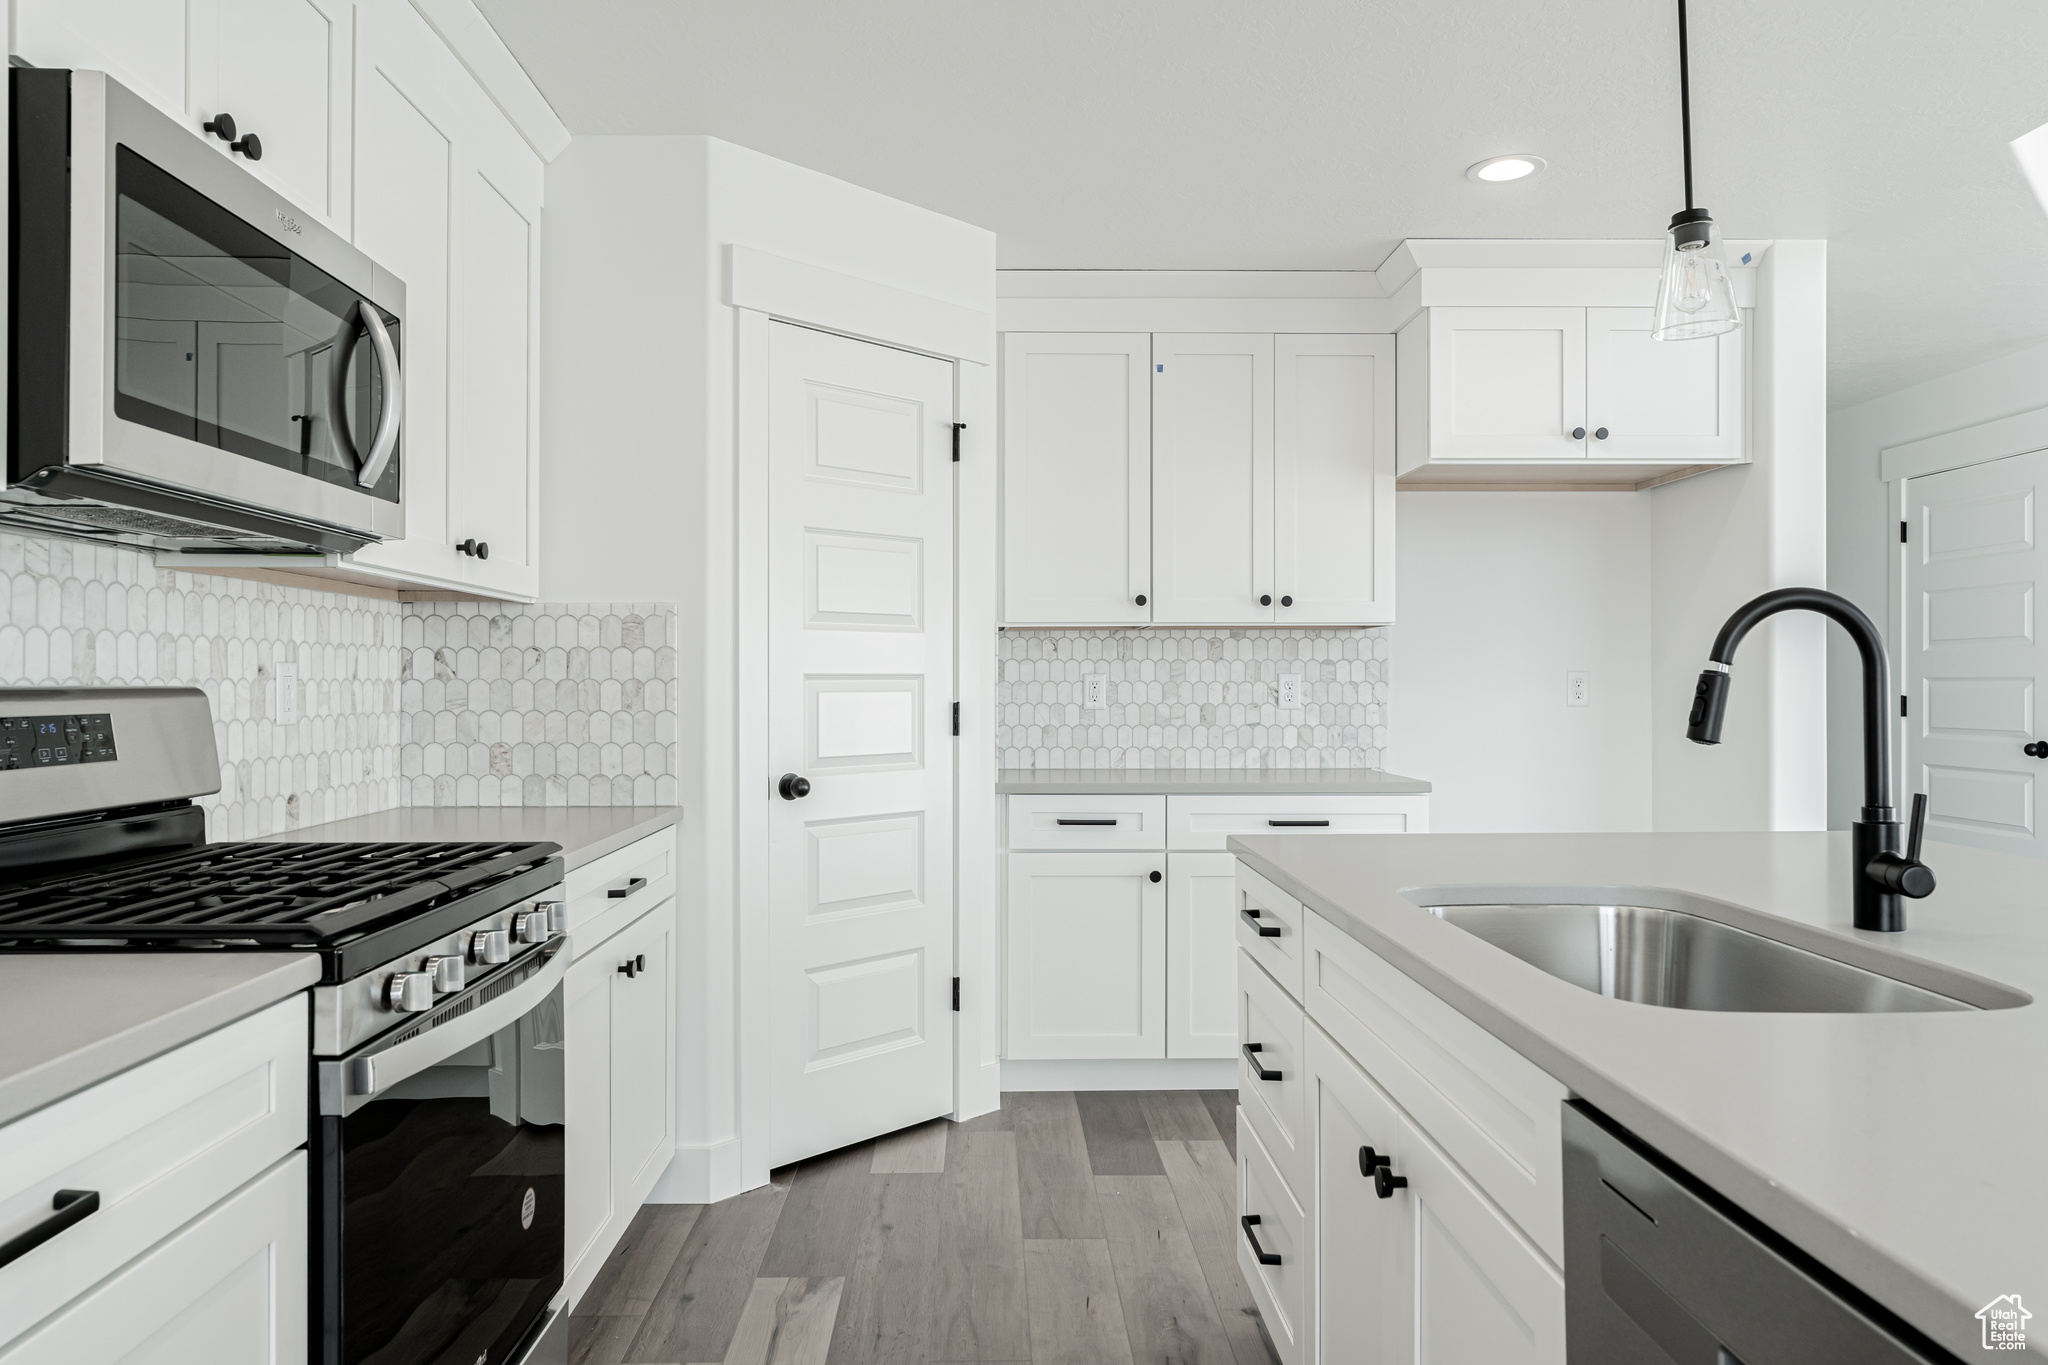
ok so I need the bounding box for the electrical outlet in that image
[277,662,300,725]
[1084,674,1107,710]
[1279,673,1303,709]
[1567,671,1590,707]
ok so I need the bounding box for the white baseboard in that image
[644,1136,748,1204]
[1001,1057,1238,1091]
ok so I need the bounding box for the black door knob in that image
[456,538,490,560]
[1594,427,1609,440]
[1135,594,1147,606]
[1259,594,1272,606]
[204,113,237,142]
[2026,742,2048,758]
[231,133,262,160]
[778,773,811,800]
[1280,595,1292,607]
[1571,426,1586,440]
[1149,870,1162,883]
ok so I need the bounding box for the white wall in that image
[1392,492,1652,831]
[1827,338,2048,828]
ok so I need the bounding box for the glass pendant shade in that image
[1651,208,1740,340]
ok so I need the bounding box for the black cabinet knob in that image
[1149,870,1162,883]
[1259,594,1272,606]
[1135,594,1147,606]
[778,773,811,800]
[1375,1165,1408,1198]
[1571,426,1586,440]
[456,538,490,560]
[1359,1146,1388,1178]
[1280,595,1292,607]
[2025,741,2048,758]
[1594,427,1609,440]
[231,132,262,160]
[204,113,238,142]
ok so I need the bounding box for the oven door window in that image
[338,991,564,1365]
[113,145,400,502]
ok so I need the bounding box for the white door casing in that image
[1274,333,1396,624]
[1903,452,2048,858]
[1153,333,1275,623]
[768,321,957,1167]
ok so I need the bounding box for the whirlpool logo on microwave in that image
[274,208,303,235]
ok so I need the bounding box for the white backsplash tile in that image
[398,601,679,808]
[997,628,1390,770]
[0,533,403,839]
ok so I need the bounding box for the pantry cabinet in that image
[1399,305,1743,476]
[1002,332,1395,627]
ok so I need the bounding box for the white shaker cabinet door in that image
[1004,851,1166,1059]
[1001,333,1152,624]
[16,0,194,127]
[208,0,353,232]
[563,948,617,1292]
[1425,307,1587,461]
[1274,334,1395,625]
[1584,307,1745,463]
[1152,334,1274,623]
[1166,851,1241,1058]
[607,900,675,1212]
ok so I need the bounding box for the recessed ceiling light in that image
[1467,154,1546,183]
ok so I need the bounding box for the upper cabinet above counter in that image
[15,0,567,602]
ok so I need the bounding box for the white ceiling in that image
[475,0,2048,409]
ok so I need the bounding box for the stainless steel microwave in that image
[7,67,406,554]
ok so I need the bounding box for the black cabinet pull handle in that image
[1259,594,1272,606]
[0,1190,99,1270]
[779,773,810,800]
[1571,426,1586,440]
[1240,906,1281,937]
[1055,818,1118,826]
[1594,427,1609,440]
[1267,819,1329,827]
[1242,1042,1281,1081]
[608,876,647,899]
[1135,594,1147,606]
[1239,1214,1281,1265]
[1280,595,1292,607]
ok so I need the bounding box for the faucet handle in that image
[1866,794,1936,900]
[1906,791,1927,863]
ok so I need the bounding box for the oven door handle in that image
[318,939,567,1117]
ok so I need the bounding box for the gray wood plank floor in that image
[569,1090,1279,1365]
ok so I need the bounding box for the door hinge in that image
[1901,694,1909,718]
[1901,520,1909,544]
[952,422,965,462]
[952,977,961,1011]
[952,702,959,737]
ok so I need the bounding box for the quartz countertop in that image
[997,767,1430,795]
[0,953,320,1126]
[1227,830,2047,1357]
[259,805,681,870]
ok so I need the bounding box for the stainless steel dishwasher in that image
[1562,1102,1958,1364]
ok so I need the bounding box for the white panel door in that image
[1585,307,1745,463]
[1426,307,1586,461]
[16,0,194,126]
[1307,1024,1565,1365]
[1905,452,2048,858]
[1002,333,1151,624]
[769,322,956,1167]
[1166,852,1239,1058]
[209,0,352,231]
[1004,851,1165,1059]
[1153,334,1274,623]
[1274,334,1395,624]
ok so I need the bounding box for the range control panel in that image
[0,714,118,770]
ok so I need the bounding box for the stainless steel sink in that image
[1425,902,1975,1013]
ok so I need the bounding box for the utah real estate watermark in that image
[1979,1295,2032,1351]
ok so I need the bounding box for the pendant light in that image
[1651,0,1740,341]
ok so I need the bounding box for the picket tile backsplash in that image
[998,628,1390,770]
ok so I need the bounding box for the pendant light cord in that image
[1677,0,1694,210]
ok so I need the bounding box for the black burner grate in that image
[0,840,560,946]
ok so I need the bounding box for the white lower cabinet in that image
[1004,850,1167,1059]
[1166,851,1241,1058]
[1238,1113,1308,1365]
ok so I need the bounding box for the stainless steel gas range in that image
[0,686,569,1365]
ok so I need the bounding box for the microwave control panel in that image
[0,714,118,770]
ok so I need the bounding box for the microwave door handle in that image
[325,314,361,470]
[354,305,404,489]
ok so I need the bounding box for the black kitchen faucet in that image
[1685,587,1933,932]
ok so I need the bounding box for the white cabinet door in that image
[0,1151,307,1365]
[1274,334,1395,625]
[1585,307,1744,463]
[1152,334,1274,623]
[563,948,616,1288]
[1307,1023,1565,1365]
[1166,852,1240,1058]
[1001,333,1151,624]
[607,900,674,1209]
[16,0,194,128]
[208,0,352,231]
[1004,851,1165,1059]
[1425,307,1587,461]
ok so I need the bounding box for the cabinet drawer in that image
[1007,794,1166,850]
[1235,861,1304,1003]
[1305,912,1567,1264]
[1238,950,1306,1200]
[1237,1113,1307,1365]
[1167,793,1428,850]
[565,830,675,959]
[0,1150,308,1364]
[0,995,308,1346]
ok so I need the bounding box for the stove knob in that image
[469,928,510,965]
[424,955,465,993]
[382,971,434,1012]
[540,901,568,935]
[514,910,552,945]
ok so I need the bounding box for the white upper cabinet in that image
[1584,307,1744,462]
[1274,334,1395,624]
[16,0,195,130]
[1420,307,1587,461]
[1153,334,1274,623]
[1001,333,1153,625]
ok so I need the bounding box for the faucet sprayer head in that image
[1686,664,1731,744]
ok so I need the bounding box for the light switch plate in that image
[1567,671,1590,707]
[1279,674,1303,708]
[277,662,300,725]
[1084,674,1107,710]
